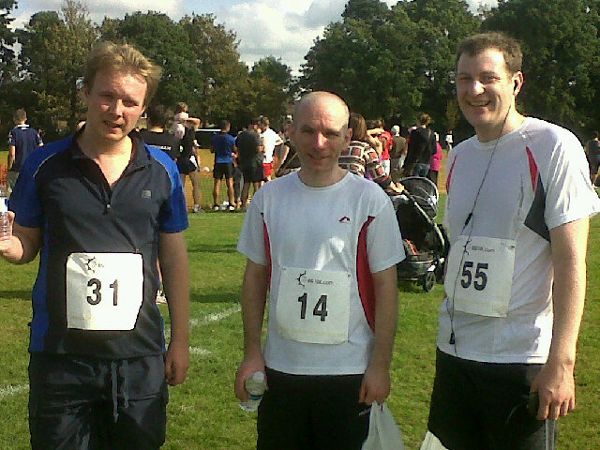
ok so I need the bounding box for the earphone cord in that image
[446,103,512,355]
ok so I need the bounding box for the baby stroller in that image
[391,177,449,292]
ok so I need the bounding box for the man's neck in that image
[78,128,133,159]
[298,167,346,188]
[148,125,164,132]
[478,111,526,143]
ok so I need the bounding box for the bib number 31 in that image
[66,252,143,330]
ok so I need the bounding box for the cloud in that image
[216,1,337,73]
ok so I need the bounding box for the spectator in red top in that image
[428,132,444,187]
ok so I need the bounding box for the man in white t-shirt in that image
[421,32,600,450]
[235,91,404,449]
[258,116,282,181]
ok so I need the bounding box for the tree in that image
[250,56,294,124]
[483,0,600,135]
[179,14,250,126]
[299,0,479,131]
[402,0,479,130]
[99,11,197,112]
[17,0,98,133]
[0,0,19,137]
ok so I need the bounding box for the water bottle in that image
[239,371,266,412]
[0,187,9,239]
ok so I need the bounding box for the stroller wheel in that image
[422,271,436,292]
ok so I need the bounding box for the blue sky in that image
[15,0,496,74]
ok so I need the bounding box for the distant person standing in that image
[389,125,407,181]
[585,131,600,185]
[405,113,435,177]
[177,121,203,213]
[210,120,236,211]
[428,132,443,187]
[444,129,454,151]
[172,102,201,141]
[139,104,179,160]
[258,116,282,182]
[7,109,43,191]
[236,118,264,208]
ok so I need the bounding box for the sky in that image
[13,0,498,75]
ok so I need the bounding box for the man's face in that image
[291,97,351,177]
[456,48,521,141]
[83,69,147,144]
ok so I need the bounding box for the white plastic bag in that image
[361,402,405,450]
[419,431,449,450]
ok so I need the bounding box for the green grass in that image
[0,201,598,449]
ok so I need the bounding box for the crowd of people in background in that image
[129,102,458,215]
[15,78,599,216]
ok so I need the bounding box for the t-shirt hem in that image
[437,344,548,364]
[266,362,367,376]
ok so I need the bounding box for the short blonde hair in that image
[83,42,162,107]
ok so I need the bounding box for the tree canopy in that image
[1,0,600,141]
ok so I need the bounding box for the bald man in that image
[234,91,405,449]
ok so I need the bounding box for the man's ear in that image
[513,71,524,96]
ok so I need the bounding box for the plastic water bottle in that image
[0,187,9,239]
[239,371,266,412]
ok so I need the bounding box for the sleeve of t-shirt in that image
[366,192,406,273]
[544,129,600,229]
[8,129,15,146]
[237,191,268,265]
[153,148,189,233]
[9,151,45,228]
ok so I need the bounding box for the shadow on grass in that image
[191,291,240,304]
[0,290,32,301]
[187,243,238,254]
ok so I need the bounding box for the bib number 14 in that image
[297,293,328,321]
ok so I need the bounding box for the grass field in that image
[0,190,599,449]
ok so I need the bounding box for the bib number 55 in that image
[460,261,488,291]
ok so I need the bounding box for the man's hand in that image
[530,360,576,420]
[235,354,266,402]
[0,211,14,251]
[165,340,189,386]
[359,363,391,405]
[386,182,404,195]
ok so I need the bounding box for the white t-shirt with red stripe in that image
[439,117,600,364]
[237,171,404,375]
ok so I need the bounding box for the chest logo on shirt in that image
[296,270,307,287]
[141,189,152,199]
[338,216,351,224]
[85,256,102,274]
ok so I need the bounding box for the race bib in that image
[66,252,144,330]
[276,267,351,344]
[444,236,516,318]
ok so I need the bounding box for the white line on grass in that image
[0,384,28,400]
[189,347,212,356]
[189,304,241,328]
[164,304,242,345]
